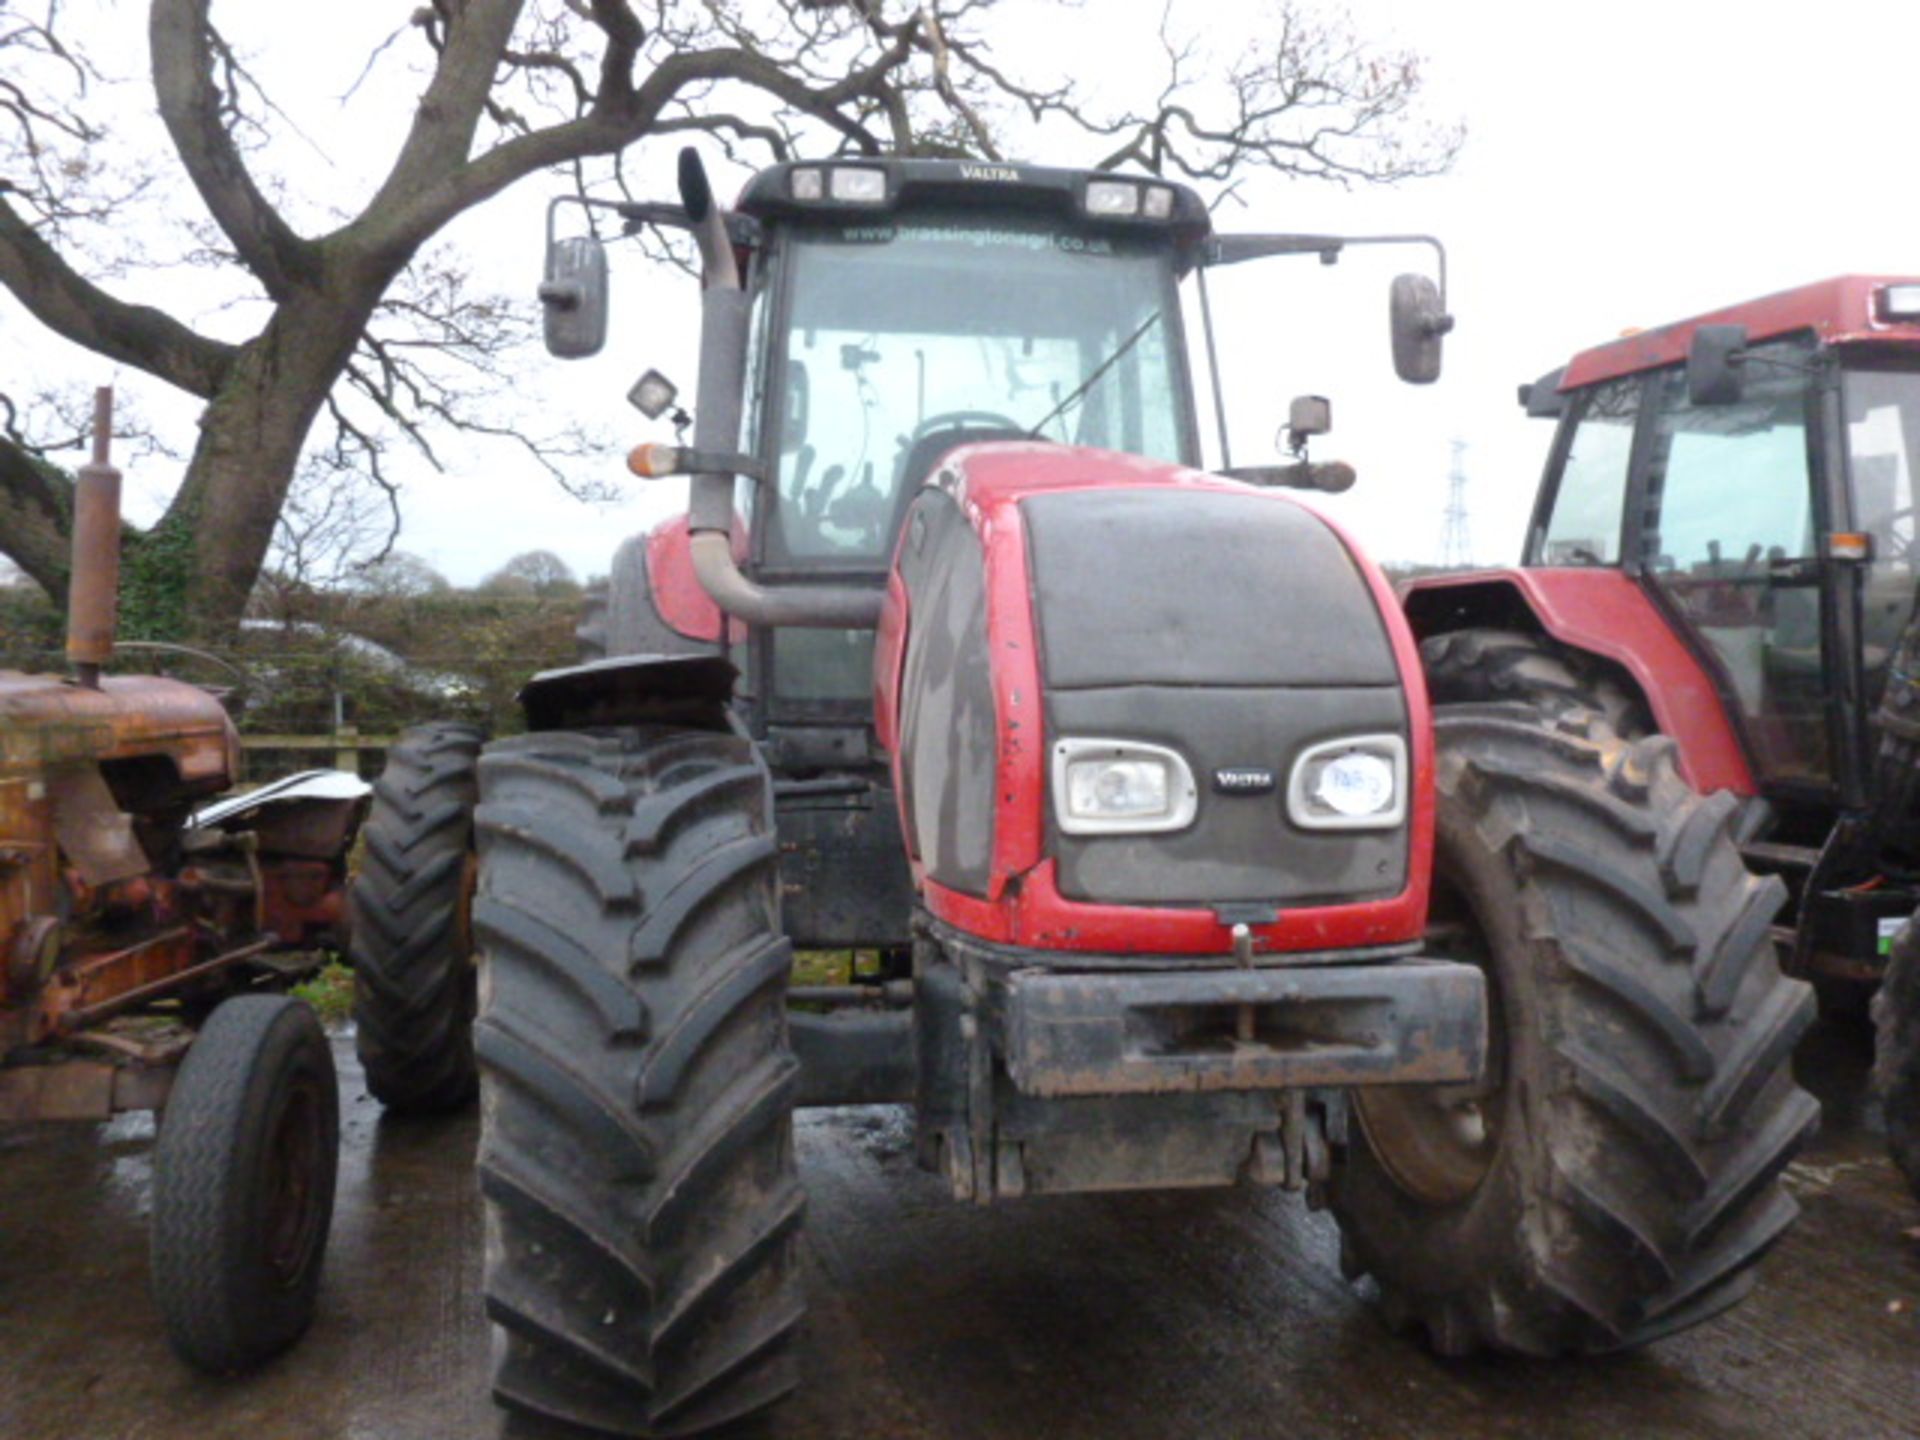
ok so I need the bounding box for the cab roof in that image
[1562,275,1920,390]
[734,157,1212,246]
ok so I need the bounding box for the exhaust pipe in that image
[677,148,882,631]
[67,386,121,690]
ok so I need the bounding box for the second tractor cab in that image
[1409,276,1920,1195]
[356,151,1813,1436]
[1408,275,1920,997]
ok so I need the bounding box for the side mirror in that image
[1687,324,1748,406]
[1287,394,1331,448]
[539,234,609,358]
[1389,273,1452,384]
[1518,366,1568,419]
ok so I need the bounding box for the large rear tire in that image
[151,995,340,1373]
[351,722,484,1114]
[474,727,802,1437]
[1331,704,1818,1354]
[1421,627,1651,737]
[1873,910,1920,1197]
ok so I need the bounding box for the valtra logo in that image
[1212,767,1277,795]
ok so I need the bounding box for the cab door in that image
[1636,336,1834,792]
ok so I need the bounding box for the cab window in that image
[1536,377,1640,565]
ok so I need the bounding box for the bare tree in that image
[0,0,1460,638]
[481,548,579,597]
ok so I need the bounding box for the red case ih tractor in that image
[0,392,364,1373]
[1398,278,1920,1194]
[351,152,1812,1436]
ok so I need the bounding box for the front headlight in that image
[1287,735,1408,831]
[1052,738,1199,836]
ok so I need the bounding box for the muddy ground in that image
[2,1017,1916,1440]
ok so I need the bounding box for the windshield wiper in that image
[1026,310,1162,441]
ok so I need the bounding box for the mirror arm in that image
[1207,231,1451,316]
[542,194,759,254]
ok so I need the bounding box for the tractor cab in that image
[1515,278,1920,813]
[1406,275,1920,987]
[723,162,1212,717]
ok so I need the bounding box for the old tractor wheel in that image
[1421,627,1651,738]
[1873,911,1920,1196]
[351,721,484,1114]
[1331,705,1819,1355]
[474,727,803,1437]
[151,995,341,1373]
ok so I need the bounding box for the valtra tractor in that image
[1398,278,1920,1194]
[353,150,1812,1435]
[0,391,365,1372]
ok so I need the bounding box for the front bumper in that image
[1000,959,1488,1098]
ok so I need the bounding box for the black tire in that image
[151,995,340,1373]
[474,727,802,1437]
[1331,704,1819,1355]
[1872,910,1920,1197]
[351,721,484,1114]
[1422,627,1652,738]
[578,581,609,662]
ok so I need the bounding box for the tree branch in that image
[0,192,236,397]
[149,0,317,298]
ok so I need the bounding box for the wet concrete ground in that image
[2,1017,1916,1440]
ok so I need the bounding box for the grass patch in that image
[292,960,355,1026]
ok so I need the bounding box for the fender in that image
[517,653,737,733]
[1401,567,1756,796]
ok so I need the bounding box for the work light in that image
[829,167,887,203]
[1882,284,1920,322]
[1084,181,1141,218]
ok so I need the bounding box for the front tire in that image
[474,727,803,1437]
[351,722,485,1114]
[151,995,340,1373]
[1331,705,1818,1354]
[1873,911,1920,1197]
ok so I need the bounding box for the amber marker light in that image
[626,443,681,478]
[1827,532,1872,561]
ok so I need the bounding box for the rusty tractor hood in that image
[0,671,239,789]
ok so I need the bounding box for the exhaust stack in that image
[67,386,121,690]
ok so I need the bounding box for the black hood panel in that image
[1021,487,1398,691]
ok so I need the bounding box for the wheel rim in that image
[1353,875,1507,1207]
[263,1071,327,1287]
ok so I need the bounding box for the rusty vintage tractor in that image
[0,390,366,1373]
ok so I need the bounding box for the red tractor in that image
[348,152,1812,1435]
[1400,278,1920,1194]
[1,392,364,1372]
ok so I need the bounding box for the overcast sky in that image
[6,0,1919,586]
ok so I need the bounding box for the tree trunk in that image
[145,285,378,641]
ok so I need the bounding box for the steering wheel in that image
[907,410,1028,446]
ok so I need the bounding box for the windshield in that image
[763,214,1191,564]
